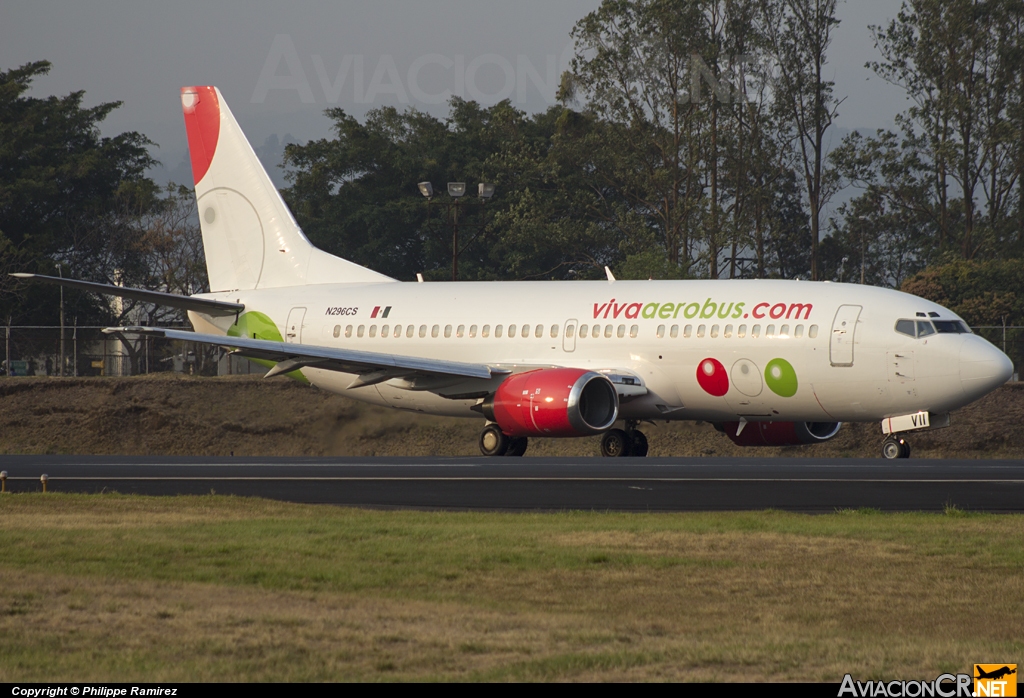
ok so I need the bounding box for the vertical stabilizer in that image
[180,86,394,291]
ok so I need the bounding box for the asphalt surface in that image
[1,455,1023,512]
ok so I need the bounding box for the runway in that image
[1,455,1023,512]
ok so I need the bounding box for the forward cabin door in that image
[562,319,577,352]
[830,305,862,366]
[285,307,306,344]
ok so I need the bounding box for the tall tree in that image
[763,0,842,280]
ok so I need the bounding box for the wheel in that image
[630,430,649,457]
[480,424,509,456]
[881,437,910,460]
[506,436,528,457]
[600,429,632,457]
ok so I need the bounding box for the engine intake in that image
[483,368,618,437]
[717,421,842,447]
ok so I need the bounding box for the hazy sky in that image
[2,0,910,184]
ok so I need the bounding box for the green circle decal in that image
[764,358,798,397]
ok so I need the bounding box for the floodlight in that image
[447,182,466,197]
[417,182,433,198]
[478,183,495,199]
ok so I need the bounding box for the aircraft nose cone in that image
[960,336,1014,400]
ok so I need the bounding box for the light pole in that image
[418,181,495,281]
[56,264,65,376]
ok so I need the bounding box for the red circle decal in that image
[696,357,729,396]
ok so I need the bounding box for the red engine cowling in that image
[482,368,619,437]
[717,421,842,447]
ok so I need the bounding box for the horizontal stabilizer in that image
[105,326,510,383]
[10,274,243,316]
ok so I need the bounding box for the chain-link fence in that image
[1,325,265,377]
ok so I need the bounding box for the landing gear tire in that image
[881,436,910,460]
[630,430,649,457]
[601,429,632,457]
[506,436,528,457]
[480,424,509,457]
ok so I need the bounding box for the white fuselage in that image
[189,278,1012,425]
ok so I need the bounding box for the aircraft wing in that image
[106,326,509,386]
[10,273,243,316]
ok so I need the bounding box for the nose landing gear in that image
[599,422,649,457]
[881,436,911,460]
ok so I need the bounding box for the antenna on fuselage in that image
[605,266,616,283]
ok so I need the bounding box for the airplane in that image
[975,667,1016,681]
[12,86,1014,459]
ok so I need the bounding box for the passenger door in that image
[285,307,306,344]
[830,305,862,367]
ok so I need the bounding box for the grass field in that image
[1,494,1022,681]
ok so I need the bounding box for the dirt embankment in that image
[1,374,1022,458]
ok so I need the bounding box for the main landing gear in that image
[600,422,649,458]
[479,424,528,457]
[881,436,911,460]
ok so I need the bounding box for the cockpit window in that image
[895,319,916,337]
[933,320,971,334]
[916,320,936,337]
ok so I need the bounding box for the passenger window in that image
[697,324,706,338]
[724,324,732,338]
[535,324,543,338]
[617,324,625,338]
[457,324,465,338]
[917,320,937,337]
[808,324,818,339]
[738,324,746,338]
[550,324,559,338]
[630,325,638,338]
[565,324,575,338]
[482,325,490,338]
[670,324,679,338]
[431,324,439,338]
[794,325,804,338]
[895,319,916,337]
[508,324,516,338]
[419,325,427,338]
[683,325,692,338]
[579,324,588,338]
[780,324,789,338]
[444,325,452,338]
[406,325,414,338]
[495,325,504,338]
[751,324,761,338]
[369,325,378,338]
[710,324,719,338]
[357,325,365,338]
[392,324,401,337]
[333,325,341,338]
[604,324,613,338]
[657,325,665,338]
[381,325,390,338]
[470,325,478,338]
[522,325,531,338]
[766,325,775,338]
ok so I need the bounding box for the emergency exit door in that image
[285,307,306,344]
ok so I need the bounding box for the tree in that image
[762,0,842,281]
[0,61,157,325]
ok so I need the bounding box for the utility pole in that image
[73,317,78,377]
[5,317,10,377]
[418,181,495,281]
[57,264,65,376]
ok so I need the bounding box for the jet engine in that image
[716,421,842,447]
[482,368,618,437]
